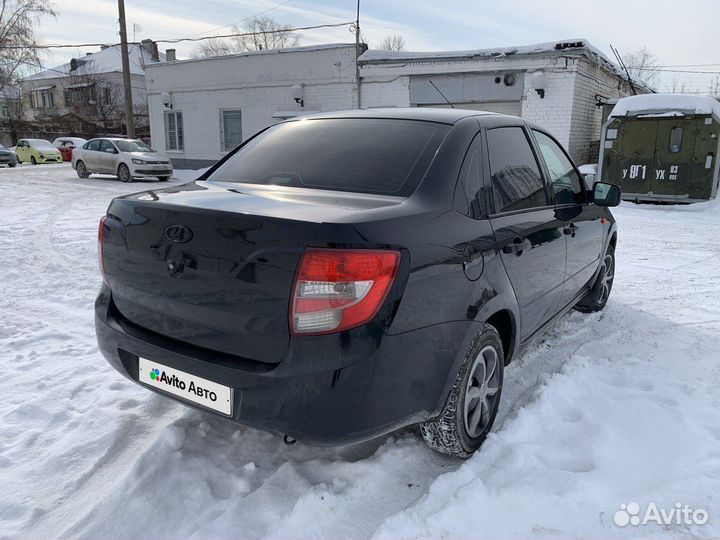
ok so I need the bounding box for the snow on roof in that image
[24,44,165,81]
[610,94,720,120]
[360,38,612,65]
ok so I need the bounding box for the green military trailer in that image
[598,94,720,203]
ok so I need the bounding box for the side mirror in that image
[593,181,621,207]
[104,148,117,154]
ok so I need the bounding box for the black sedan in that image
[95,109,620,458]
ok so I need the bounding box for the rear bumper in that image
[95,287,471,444]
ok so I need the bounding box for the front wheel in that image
[118,164,132,183]
[31,156,37,165]
[76,160,89,179]
[8,161,16,168]
[574,244,615,313]
[420,324,504,458]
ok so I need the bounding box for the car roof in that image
[292,107,503,125]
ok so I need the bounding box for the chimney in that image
[166,49,176,62]
[141,39,159,62]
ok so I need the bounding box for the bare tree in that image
[378,33,405,51]
[63,60,124,130]
[622,47,660,89]
[191,37,234,59]
[709,75,720,96]
[669,76,690,94]
[0,0,56,92]
[192,16,300,58]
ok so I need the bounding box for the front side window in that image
[669,126,683,153]
[99,140,116,153]
[164,111,184,151]
[85,140,101,151]
[533,130,585,205]
[207,118,449,196]
[487,127,548,213]
[221,110,243,151]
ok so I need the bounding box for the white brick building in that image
[359,39,641,163]
[144,44,359,169]
[146,39,641,168]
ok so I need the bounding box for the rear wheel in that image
[118,163,132,183]
[420,324,504,458]
[31,156,37,165]
[574,244,615,313]
[76,160,89,179]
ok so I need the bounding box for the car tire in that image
[157,176,170,182]
[76,161,89,179]
[8,161,16,168]
[420,324,504,458]
[118,164,132,183]
[31,156,37,165]
[574,244,615,313]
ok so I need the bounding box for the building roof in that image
[359,38,611,64]
[283,107,500,124]
[144,42,358,69]
[24,43,165,82]
[610,94,720,120]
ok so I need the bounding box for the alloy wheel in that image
[598,253,614,304]
[463,345,501,438]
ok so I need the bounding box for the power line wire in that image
[0,22,354,50]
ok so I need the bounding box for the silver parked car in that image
[72,138,173,182]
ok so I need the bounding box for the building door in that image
[650,119,698,199]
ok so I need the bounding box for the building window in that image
[221,110,242,151]
[164,111,184,151]
[29,88,55,109]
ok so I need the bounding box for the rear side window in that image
[487,127,548,213]
[455,134,488,219]
[206,119,449,196]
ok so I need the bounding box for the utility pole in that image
[355,0,361,109]
[117,0,135,137]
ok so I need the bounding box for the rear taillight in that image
[98,216,108,285]
[291,248,401,335]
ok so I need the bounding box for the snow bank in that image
[1,164,719,539]
[610,94,720,120]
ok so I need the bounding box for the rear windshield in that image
[206,118,449,196]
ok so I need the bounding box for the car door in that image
[486,125,567,340]
[97,139,118,174]
[81,139,101,170]
[532,130,604,307]
[15,141,28,162]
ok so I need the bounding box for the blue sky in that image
[36,0,720,93]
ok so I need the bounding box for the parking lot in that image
[1,162,719,539]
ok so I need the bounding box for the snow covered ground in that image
[1,163,719,539]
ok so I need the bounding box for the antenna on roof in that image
[609,44,638,95]
[428,79,455,108]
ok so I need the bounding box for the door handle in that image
[563,223,578,237]
[502,236,525,256]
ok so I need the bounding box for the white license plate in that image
[139,358,232,415]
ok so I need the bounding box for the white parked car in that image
[72,138,173,182]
